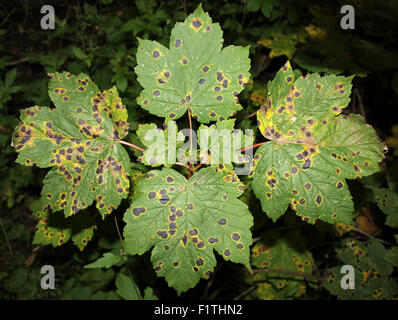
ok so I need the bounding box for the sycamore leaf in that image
[123,167,253,294]
[136,121,184,167]
[134,5,250,123]
[12,71,131,218]
[31,199,96,251]
[84,252,123,269]
[323,239,398,299]
[249,230,314,300]
[252,61,385,225]
[372,187,398,229]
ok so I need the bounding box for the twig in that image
[114,216,126,251]
[188,108,193,180]
[247,111,257,118]
[353,88,366,122]
[0,216,13,255]
[238,142,267,152]
[352,227,390,245]
[175,162,190,169]
[117,140,145,152]
[252,236,262,244]
[118,140,190,170]
[233,285,256,300]
[252,268,322,282]
[5,57,29,66]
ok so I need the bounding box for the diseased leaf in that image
[12,72,131,218]
[249,231,314,300]
[323,239,398,300]
[372,187,398,229]
[123,167,253,294]
[252,61,385,224]
[84,252,123,269]
[135,5,250,123]
[31,199,96,251]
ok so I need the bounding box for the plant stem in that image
[188,108,193,180]
[233,285,256,300]
[114,216,126,252]
[352,227,390,245]
[0,216,13,255]
[175,162,190,169]
[118,140,190,170]
[247,111,257,118]
[117,140,145,152]
[239,141,267,152]
[194,163,202,172]
[252,268,322,282]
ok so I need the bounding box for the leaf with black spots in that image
[12,72,131,218]
[372,187,398,229]
[249,231,315,300]
[323,239,398,299]
[252,61,385,225]
[31,199,96,251]
[123,167,253,294]
[135,5,250,123]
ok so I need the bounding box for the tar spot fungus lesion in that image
[304,182,312,190]
[217,217,227,226]
[191,18,203,31]
[223,249,231,257]
[132,206,146,217]
[54,88,66,95]
[152,49,161,59]
[174,39,182,48]
[315,194,323,206]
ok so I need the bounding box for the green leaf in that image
[123,167,253,294]
[252,61,385,224]
[115,273,142,300]
[84,252,122,268]
[249,231,314,300]
[136,121,184,167]
[31,199,96,251]
[323,239,398,299]
[12,72,131,218]
[372,187,398,229]
[134,5,250,123]
[143,287,158,300]
[115,74,128,92]
[384,247,398,267]
[5,68,17,88]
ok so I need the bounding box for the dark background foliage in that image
[1,0,397,300]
